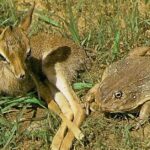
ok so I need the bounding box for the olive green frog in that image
[85,47,150,128]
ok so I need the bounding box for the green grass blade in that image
[24,97,46,108]
[37,13,61,28]
[112,30,120,60]
[73,82,93,90]
[2,123,17,150]
[65,0,80,44]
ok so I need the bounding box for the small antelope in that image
[0,3,87,150]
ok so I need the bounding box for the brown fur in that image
[0,3,87,150]
[30,33,87,82]
[0,33,87,96]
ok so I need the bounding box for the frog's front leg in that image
[135,101,150,129]
[84,83,99,115]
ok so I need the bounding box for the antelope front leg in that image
[45,70,85,150]
[37,83,83,141]
[46,89,84,150]
[58,80,85,150]
[47,83,73,150]
[29,72,83,142]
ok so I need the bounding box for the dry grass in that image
[0,0,150,149]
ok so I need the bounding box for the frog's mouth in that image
[101,106,141,114]
[100,102,137,113]
[101,97,150,113]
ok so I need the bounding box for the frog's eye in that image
[114,90,123,99]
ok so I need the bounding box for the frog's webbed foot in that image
[84,101,99,115]
[131,101,150,130]
[134,119,148,130]
[83,84,99,115]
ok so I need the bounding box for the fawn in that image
[0,3,88,150]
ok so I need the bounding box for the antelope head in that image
[0,3,35,79]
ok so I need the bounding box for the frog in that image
[85,46,150,128]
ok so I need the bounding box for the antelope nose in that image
[17,71,26,79]
[20,73,25,79]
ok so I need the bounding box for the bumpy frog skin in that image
[86,47,150,127]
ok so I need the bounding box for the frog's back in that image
[103,57,150,79]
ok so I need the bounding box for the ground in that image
[0,0,150,149]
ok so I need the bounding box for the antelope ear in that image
[0,27,9,40]
[0,28,4,34]
[19,2,35,31]
[42,46,71,66]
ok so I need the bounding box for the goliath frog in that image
[85,47,150,128]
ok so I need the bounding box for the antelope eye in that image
[114,90,123,99]
[0,54,6,61]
